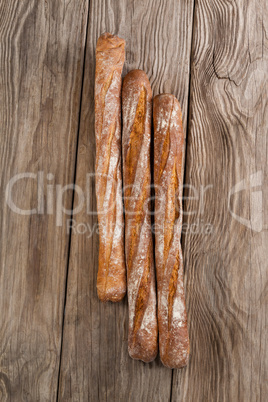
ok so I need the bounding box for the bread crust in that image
[122,70,158,362]
[95,33,126,302]
[153,94,190,368]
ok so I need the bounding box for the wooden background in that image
[0,0,267,400]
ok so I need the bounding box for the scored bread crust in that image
[122,70,158,362]
[95,33,126,302]
[153,94,190,368]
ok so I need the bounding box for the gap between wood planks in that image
[56,1,91,400]
[169,0,196,400]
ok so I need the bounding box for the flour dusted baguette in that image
[122,70,158,362]
[153,94,190,368]
[95,33,126,302]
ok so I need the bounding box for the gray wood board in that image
[58,0,194,400]
[1,0,267,400]
[0,0,88,400]
[172,0,268,401]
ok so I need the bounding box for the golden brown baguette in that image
[122,70,158,362]
[153,94,190,368]
[95,33,126,302]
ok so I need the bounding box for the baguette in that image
[122,70,158,362]
[153,94,190,368]
[95,33,126,302]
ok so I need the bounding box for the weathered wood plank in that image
[172,0,268,401]
[0,0,88,400]
[58,0,194,400]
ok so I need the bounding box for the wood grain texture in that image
[3,0,266,400]
[172,0,268,401]
[0,0,88,400]
[58,0,194,400]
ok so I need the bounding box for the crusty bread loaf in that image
[153,94,190,368]
[95,33,126,302]
[122,70,158,362]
